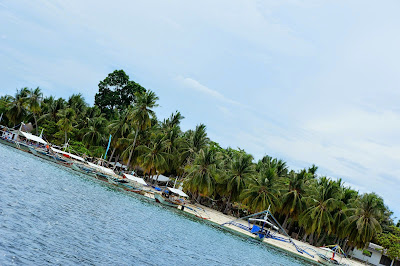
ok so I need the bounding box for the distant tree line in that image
[1,69,398,254]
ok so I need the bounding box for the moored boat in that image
[154,187,189,209]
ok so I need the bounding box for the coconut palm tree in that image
[241,168,283,213]
[27,87,43,134]
[162,111,184,131]
[6,88,29,126]
[57,108,76,144]
[185,147,221,201]
[299,177,342,244]
[107,110,130,164]
[40,96,66,121]
[125,90,159,167]
[81,116,108,148]
[181,123,209,164]
[256,155,288,177]
[341,193,384,248]
[68,93,87,114]
[136,133,169,181]
[280,169,310,229]
[222,153,255,213]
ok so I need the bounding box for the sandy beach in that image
[181,203,364,266]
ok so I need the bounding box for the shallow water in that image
[0,144,308,265]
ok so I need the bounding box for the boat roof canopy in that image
[87,162,115,175]
[123,174,147,185]
[168,187,188,198]
[19,131,47,145]
[151,175,170,182]
[51,147,86,162]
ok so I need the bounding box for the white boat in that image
[154,187,189,209]
[316,245,346,265]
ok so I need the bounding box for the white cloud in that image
[175,76,241,106]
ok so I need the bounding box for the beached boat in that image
[154,187,189,209]
[316,245,346,265]
[222,207,315,259]
[0,125,47,152]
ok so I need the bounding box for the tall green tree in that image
[222,153,255,213]
[280,169,310,229]
[94,70,146,117]
[136,133,169,181]
[241,168,283,212]
[185,148,221,201]
[341,193,384,248]
[81,116,108,148]
[299,177,341,243]
[124,90,159,169]
[57,108,76,144]
[27,87,43,134]
[6,88,29,126]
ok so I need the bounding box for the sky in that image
[1,0,399,219]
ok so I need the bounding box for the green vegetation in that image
[1,69,395,252]
[377,226,400,261]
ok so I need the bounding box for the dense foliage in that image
[1,70,395,252]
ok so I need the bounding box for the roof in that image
[51,148,86,162]
[123,174,147,185]
[19,131,47,145]
[150,175,170,182]
[167,187,188,198]
[368,243,383,252]
[87,162,115,175]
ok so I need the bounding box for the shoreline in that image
[0,141,365,265]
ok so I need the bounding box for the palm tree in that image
[57,108,76,144]
[185,148,221,201]
[341,193,384,248]
[6,88,29,126]
[125,90,159,168]
[181,124,209,164]
[222,153,255,213]
[81,116,108,148]
[136,133,169,182]
[27,87,43,134]
[256,155,288,177]
[68,93,87,114]
[280,169,310,229]
[308,164,318,178]
[299,177,341,244]
[241,168,283,213]
[107,110,130,164]
[162,111,184,130]
[40,96,66,122]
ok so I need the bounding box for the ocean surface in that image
[0,144,308,265]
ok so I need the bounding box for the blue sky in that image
[1,0,399,219]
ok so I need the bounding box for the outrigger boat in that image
[316,245,346,265]
[222,207,315,259]
[154,187,189,209]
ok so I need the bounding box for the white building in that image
[350,243,399,266]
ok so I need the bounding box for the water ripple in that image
[0,145,306,265]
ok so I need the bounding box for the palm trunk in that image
[64,131,67,144]
[196,194,201,203]
[126,129,139,171]
[108,147,116,167]
[308,233,314,245]
[282,214,290,230]
[127,147,134,170]
[302,233,308,242]
[33,114,38,135]
[316,232,327,247]
[224,194,232,214]
[113,154,120,170]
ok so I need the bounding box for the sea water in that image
[0,144,308,265]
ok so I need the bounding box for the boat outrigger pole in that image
[221,206,314,258]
